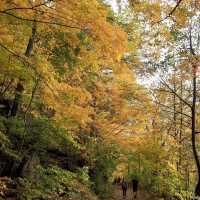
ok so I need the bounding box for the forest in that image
[0,0,200,199]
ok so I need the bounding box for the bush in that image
[18,166,98,200]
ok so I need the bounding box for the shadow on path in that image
[109,185,160,200]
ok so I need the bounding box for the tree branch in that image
[0,11,81,30]
[1,2,50,12]
[24,77,40,119]
[189,26,195,56]
[154,0,184,24]
[160,79,192,109]
[156,101,191,118]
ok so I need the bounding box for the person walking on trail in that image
[121,179,128,198]
[132,178,139,199]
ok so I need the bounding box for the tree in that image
[128,0,200,196]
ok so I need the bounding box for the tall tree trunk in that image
[191,65,200,196]
[178,77,183,172]
[188,27,200,196]
[9,82,24,117]
[173,68,176,136]
[25,21,37,57]
[185,163,190,190]
[9,21,37,117]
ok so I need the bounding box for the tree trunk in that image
[191,66,200,196]
[9,82,24,117]
[25,21,37,57]
[9,22,37,117]
[178,77,183,172]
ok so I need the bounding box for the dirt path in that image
[109,185,160,200]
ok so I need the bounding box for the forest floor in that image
[109,185,161,200]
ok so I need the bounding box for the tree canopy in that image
[0,0,200,200]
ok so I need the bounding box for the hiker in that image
[121,179,128,198]
[113,177,118,185]
[132,178,139,199]
[117,177,121,185]
[113,177,121,185]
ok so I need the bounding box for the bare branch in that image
[154,0,184,24]
[0,11,81,30]
[155,98,191,118]
[1,2,50,12]
[160,79,192,109]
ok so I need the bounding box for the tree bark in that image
[192,65,200,196]
[188,26,200,196]
[178,77,183,172]
[25,21,36,57]
[9,21,37,117]
[9,82,24,117]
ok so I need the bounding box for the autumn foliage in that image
[0,0,200,200]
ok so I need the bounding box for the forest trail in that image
[109,185,160,200]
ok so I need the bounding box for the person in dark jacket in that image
[121,179,128,198]
[132,178,139,199]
